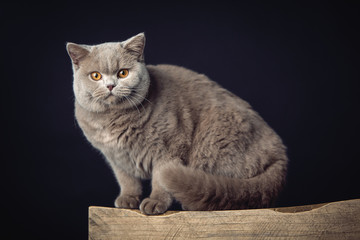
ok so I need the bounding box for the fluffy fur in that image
[66,33,288,215]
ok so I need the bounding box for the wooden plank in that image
[89,199,360,240]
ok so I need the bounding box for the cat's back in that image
[146,64,213,91]
[146,64,201,81]
[146,64,251,111]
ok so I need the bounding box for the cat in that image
[66,33,288,215]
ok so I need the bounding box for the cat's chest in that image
[77,112,143,154]
[80,117,112,145]
[79,116,152,178]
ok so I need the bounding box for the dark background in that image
[2,1,359,239]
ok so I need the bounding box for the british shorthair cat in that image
[66,33,288,215]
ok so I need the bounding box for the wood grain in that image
[89,199,360,239]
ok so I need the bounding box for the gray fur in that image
[66,33,288,215]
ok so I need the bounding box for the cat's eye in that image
[90,71,102,81]
[118,69,129,78]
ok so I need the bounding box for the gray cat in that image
[66,33,288,215]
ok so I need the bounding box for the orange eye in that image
[118,69,129,78]
[90,71,102,81]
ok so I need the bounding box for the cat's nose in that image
[107,84,115,91]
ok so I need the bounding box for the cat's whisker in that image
[124,95,141,116]
[132,92,152,105]
[114,88,146,115]
[116,87,151,107]
[120,87,152,105]
[129,94,146,113]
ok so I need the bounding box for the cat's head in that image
[66,33,150,112]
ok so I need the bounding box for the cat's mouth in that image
[102,90,133,105]
[105,92,115,98]
[103,92,121,103]
[89,87,141,108]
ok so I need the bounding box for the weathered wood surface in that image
[89,199,360,240]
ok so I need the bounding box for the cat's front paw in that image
[140,198,169,215]
[114,195,140,209]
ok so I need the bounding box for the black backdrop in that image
[2,1,359,239]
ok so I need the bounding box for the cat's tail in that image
[159,160,287,210]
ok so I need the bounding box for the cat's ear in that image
[121,33,145,61]
[66,43,91,68]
